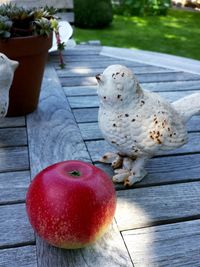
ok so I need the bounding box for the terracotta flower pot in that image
[0,33,53,116]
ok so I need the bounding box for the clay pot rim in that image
[0,32,53,42]
[0,32,53,57]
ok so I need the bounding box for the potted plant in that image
[0,4,64,116]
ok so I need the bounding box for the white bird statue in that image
[96,64,200,186]
[0,53,19,117]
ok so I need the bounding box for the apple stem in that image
[68,170,81,177]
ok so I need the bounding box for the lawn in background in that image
[74,9,200,60]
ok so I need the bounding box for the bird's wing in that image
[137,94,188,154]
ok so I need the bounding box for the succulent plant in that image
[0,4,57,38]
[34,17,52,36]
[0,3,65,68]
[0,15,12,38]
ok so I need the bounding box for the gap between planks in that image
[121,219,200,267]
[67,90,200,109]
[115,181,200,231]
[62,80,200,98]
[0,244,37,267]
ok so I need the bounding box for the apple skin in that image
[26,160,116,249]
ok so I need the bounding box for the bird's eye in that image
[0,55,4,60]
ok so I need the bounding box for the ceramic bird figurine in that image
[0,53,19,117]
[96,65,200,186]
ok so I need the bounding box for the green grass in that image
[74,9,200,60]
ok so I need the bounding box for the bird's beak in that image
[96,74,102,83]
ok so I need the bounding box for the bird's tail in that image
[172,93,200,123]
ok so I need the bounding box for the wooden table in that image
[1,45,200,267]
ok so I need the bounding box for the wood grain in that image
[0,245,37,267]
[54,54,125,63]
[73,108,99,123]
[60,72,200,87]
[26,65,91,172]
[36,222,133,267]
[63,81,200,98]
[27,65,133,267]
[57,65,176,78]
[54,46,102,56]
[116,181,200,231]
[68,95,99,108]
[78,116,200,141]
[0,128,27,148]
[55,59,146,69]
[0,171,30,204]
[0,117,25,128]
[67,90,198,108]
[143,80,200,92]
[0,147,29,173]
[75,108,200,132]
[63,86,97,97]
[122,219,200,267]
[0,203,34,248]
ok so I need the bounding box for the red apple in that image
[26,160,116,249]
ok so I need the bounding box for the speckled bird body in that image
[0,53,18,117]
[99,89,188,158]
[96,65,200,186]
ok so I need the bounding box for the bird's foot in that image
[99,153,148,186]
[124,169,147,186]
[113,168,147,186]
[98,152,123,169]
[113,156,147,186]
[113,169,130,183]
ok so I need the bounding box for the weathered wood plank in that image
[74,108,200,132]
[143,80,200,92]
[73,108,98,122]
[95,153,200,189]
[63,80,200,98]
[60,72,200,87]
[0,147,29,172]
[162,132,200,155]
[78,122,101,140]
[66,45,102,51]
[53,46,102,56]
[63,86,97,97]
[78,116,200,141]
[0,171,30,204]
[57,66,177,78]
[36,222,133,267]
[68,95,99,108]
[0,203,34,247]
[67,90,198,108]
[0,117,25,128]
[0,128,27,148]
[122,220,200,267]
[27,66,90,171]
[53,55,127,63]
[116,181,200,231]
[55,59,146,69]
[27,65,133,267]
[86,132,200,161]
[160,90,199,102]
[0,245,37,267]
